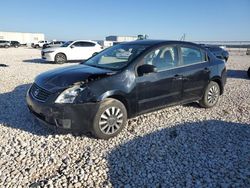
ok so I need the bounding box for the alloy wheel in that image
[207,85,219,105]
[99,107,123,135]
[56,54,66,63]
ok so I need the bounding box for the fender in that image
[97,90,127,101]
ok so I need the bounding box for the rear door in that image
[71,42,97,60]
[135,45,183,114]
[179,46,210,102]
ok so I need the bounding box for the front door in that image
[136,45,183,114]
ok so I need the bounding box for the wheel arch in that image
[210,76,223,95]
[97,91,132,118]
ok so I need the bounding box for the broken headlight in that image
[55,85,84,104]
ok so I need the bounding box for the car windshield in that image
[84,44,149,70]
[61,41,73,47]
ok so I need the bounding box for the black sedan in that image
[26,40,227,139]
[201,44,229,62]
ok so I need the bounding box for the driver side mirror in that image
[137,64,157,76]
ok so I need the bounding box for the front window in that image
[61,41,73,47]
[84,44,149,70]
[143,46,179,71]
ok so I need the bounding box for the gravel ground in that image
[0,47,249,187]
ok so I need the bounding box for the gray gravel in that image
[0,48,249,187]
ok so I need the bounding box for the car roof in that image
[200,44,221,48]
[73,40,97,43]
[122,40,204,48]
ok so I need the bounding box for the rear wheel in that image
[92,99,127,139]
[4,45,9,48]
[55,53,67,64]
[199,81,220,108]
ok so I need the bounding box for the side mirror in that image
[137,64,157,76]
[92,52,99,57]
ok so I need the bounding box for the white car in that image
[32,40,49,48]
[41,40,103,64]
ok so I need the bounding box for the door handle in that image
[173,74,183,80]
[204,68,210,73]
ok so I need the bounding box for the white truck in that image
[31,40,49,48]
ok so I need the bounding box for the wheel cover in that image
[56,54,65,63]
[99,107,123,135]
[207,85,219,105]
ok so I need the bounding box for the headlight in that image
[55,85,84,104]
[44,51,54,53]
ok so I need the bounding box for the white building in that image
[106,35,138,43]
[0,31,45,45]
[98,35,138,48]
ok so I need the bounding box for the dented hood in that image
[35,64,114,93]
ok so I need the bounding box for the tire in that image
[4,45,9,48]
[14,45,18,48]
[92,98,127,139]
[35,45,39,48]
[199,81,220,108]
[248,67,250,78]
[55,53,67,64]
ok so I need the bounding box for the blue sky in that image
[0,0,249,41]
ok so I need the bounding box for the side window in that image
[181,47,205,65]
[144,46,178,71]
[85,42,95,47]
[72,42,81,47]
[82,42,96,47]
[72,42,95,47]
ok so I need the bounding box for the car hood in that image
[35,64,114,93]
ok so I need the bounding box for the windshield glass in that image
[84,44,149,70]
[61,41,73,47]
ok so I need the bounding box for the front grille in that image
[30,83,51,102]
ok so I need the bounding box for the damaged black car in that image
[26,40,227,139]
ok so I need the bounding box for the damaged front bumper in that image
[26,91,100,134]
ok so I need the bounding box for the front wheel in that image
[92,99,127,139]
[55,53,67,64]
[199,81,220,108]
[4,45,9,48]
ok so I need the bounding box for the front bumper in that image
[26,90,100,134]
[41,52,55,61]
